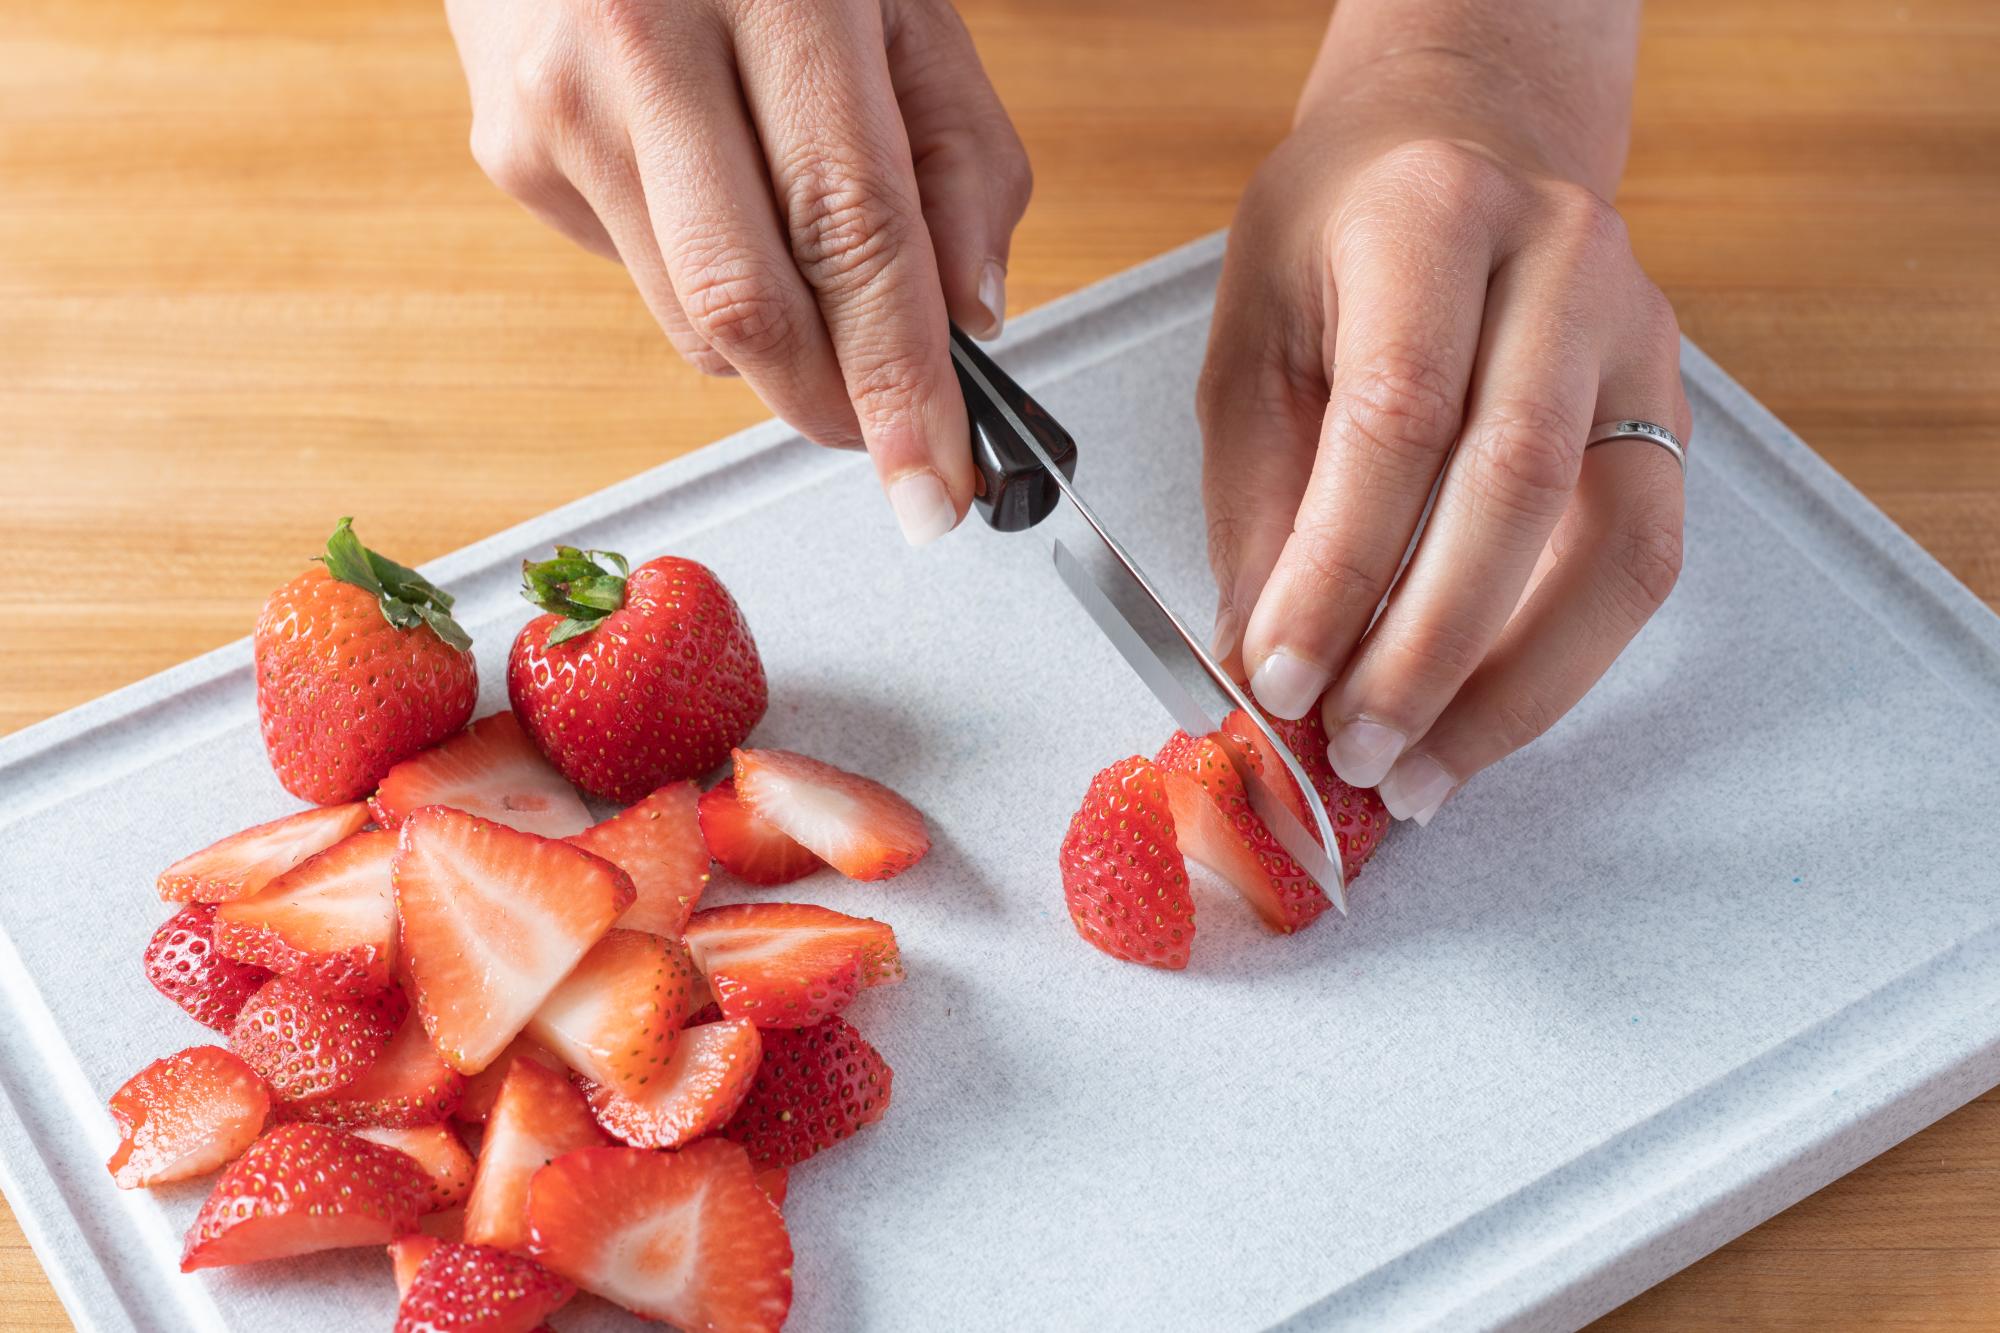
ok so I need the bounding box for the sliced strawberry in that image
[144,902,274,1031]
[181,1122,431,1270]
[280,1007,465,1128]
[229,976,406,1101]
[214,828,398,996]
[1059,756,1196,969]
[372,712,592,839]
[697,778,820,887]
[682,902,901,1028]
[106,1046,270,1189]
[357,1124,475,1212]
[1221,708,1391,880]
[394,1240,574,1333]
[390,1233,443,1297]
[526,1140,791,1332]
[1156,733,1332,933]
[575,1017,761,1150]
[525,929,697,1099]
[157,802,371,903]
[394,805,634,1075]
[756,1168,787,1208]
[455,1036,562,1126]
[720,1014,892,1170]
[462,1058,607,1253]
[568,782,711,937]
[732,748,928,882]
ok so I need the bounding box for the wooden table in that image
[3,0,1995,1326]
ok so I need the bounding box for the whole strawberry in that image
[508,548,766,803]
[255,518,477,804]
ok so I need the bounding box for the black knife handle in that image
[950,323,1079,532]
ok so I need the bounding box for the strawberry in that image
[394,1241,574,1333]
[280,1008,465,1128]
[719,1014,892,1170]
[756,1168,788,1208]
[455,1036,562,1127]
[698,778,821,886]
[574,1017,762,1150]
[213,827,397,996]
[1156,733,1332,933]
[391,1234,443,1296]
[682,902,902,1028]
[144,903,274,1031]
[106,1046,270,1189]
[462,1059,607,1253]
[506,549,768,807]
[357,1125,476,1212]
[1058,756,1196,969]
[372,712,593,840]
[181,1122,432,1270]
[156,802,370,903]
[393,806,634,1075]
[524,929,698,1099]
[732,748,929,881]
[567,782,710,936]
[525,1140,791,1332]
[1220,708,1390,881]
[255,518,478,805]
[229,976,407,1101]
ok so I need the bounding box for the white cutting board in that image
[3,234,1999,1332]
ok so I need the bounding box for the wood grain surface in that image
[2,0,1996,1327]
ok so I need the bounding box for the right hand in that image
[446,0,1033,545]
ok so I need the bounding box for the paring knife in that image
[948,324,1348,912]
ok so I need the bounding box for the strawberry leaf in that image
[520,545,630,645]
[318,517,472,652]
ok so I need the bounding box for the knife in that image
[948,324,1349,912]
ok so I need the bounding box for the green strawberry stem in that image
[519,546,630,646]
[317,517,473,653]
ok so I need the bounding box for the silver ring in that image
[1586,419,1686,474]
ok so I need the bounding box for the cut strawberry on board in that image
[229,976,407,1101]
[455,1036,562,1127]
[525,929,698,1099]
[394,805,634,1075]
[372,712,593,840]
[281,1009,465,1129]
[106,1046,271,1189]
[393,1240,575,1333]
[756,1168,788,1209]
[214,827,397,996]
[682,902,902,1028]
[181,1122,431,1270]
[732,748,929,882]
[462,1058,607,1253]
[157,802,371,903]
[1058,756,1196,969]
[356,1124,475,1212]
[144,903,274,1032]
[1220,707,1390,881]
[697,778,821,887]
[567,782,710,937]
[574,1017,761,1151]
[1156,733,1332,934]
[720,1014,892,1170]
[390,1234,442,1297]
[526,1140,791,1332]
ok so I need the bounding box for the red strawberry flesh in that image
[462,1058,607,1253]
[682,901,901,1028]
[144,902,274,1032]
[157,802,370,903]
[732,748,929,881]
[106,1046,271,1189]
[574,1017,762,1150]
[357,1124,476,1212]
[697,778,820,887]
[1058,756,1196,969]
[372,712,592,839]
[567,782,711,937]
[214,827,398,996]
[525,928,697,1098]
[281,1007,465,1128]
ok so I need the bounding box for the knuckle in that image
[1488,692,1565,752]
[468,119,544,200]
[510,40,587,128]
[779,146,911,291]
[1334,352,1464,465]
[1606,510,1685,617]
[676,268,800,363]
[1283,520,1385,612]
[1367,137,1504,211]
[1466,398,1583,520]
[1391,612,1489,686]
[845,351,932,423]
[1544,181,1628,259]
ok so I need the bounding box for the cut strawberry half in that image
[732,748,928,882]
[455,1036,562,1127]
[1059,756,1197,969]
[682,902,902,1028]
[526,1140,791,1332]
[394,1240,575,1333]
[1156,733,1332,933]
[157,802,371,903]
[229,976,407,1101]
[574,1017,761,1150]
[568,782,711,937]
[1221,708,1391,881]
[390,1233,443,1297]
[106,1046,271,1189]
[214,827,398,996]
[181,1122,432,1270]
[372,712,592,839]
[525,929,697,1099]
[719,1014,892,1170]
[697,778,820,887]
[756,1168,787,1208]
[281,1007,466,1128]
[356,1124,475,1212]
[462,1058,607,1253]
[144,902,274,1032]
[394,805,634,1075]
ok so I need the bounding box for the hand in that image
[445,0,1032,545]
[1200,57,1689,826]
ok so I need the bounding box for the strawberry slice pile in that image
[112,526,929,1330]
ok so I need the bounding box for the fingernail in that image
[888,470,957,547]
[1326,719,1404,789]
[1248,649,1327,720]
[1378,753,1454,823]
[975,261,1006,339]
[1210,608,1241,664]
